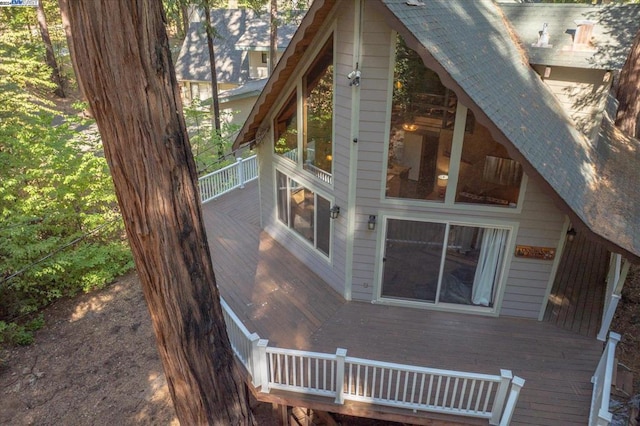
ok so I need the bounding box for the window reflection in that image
[387,35,455,201]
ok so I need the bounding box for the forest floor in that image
[1,267,639,425]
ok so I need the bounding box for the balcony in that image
[198,158,615,425]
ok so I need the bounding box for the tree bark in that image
[58,1,254,424]
[269,0,278,73]
[615,29,640,139]
[203,2,223,157]
[36,1,65,97]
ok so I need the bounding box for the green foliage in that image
[183,99,243,175]
[0,18,133,347]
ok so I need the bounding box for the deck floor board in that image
[202,182,606,425]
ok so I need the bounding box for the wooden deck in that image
[201,182,604,425]
[544,231,608,337]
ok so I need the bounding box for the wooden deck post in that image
[334,348,347,404]
[499,376,525,426]
[248,333,261,386]
[237,157,245,189]
[490,369,513,425]
[597,260,629,341]
[258,339,270,393]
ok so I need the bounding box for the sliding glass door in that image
[381,218,508,308]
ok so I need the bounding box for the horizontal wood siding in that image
[535,65,609,141]
[351,3,393,301]
[256,4,358,297]
[501,179,565,318]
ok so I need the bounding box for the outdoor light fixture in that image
[567,228,576,242]
[368,215,377,231]
[330,205,340,219]
[402,123,418,132]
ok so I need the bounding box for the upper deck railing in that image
[199,156,258,203]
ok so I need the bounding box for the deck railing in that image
[590,332,621,426]
[198,155,258,203]
[202,159,523,423]
[219,299,524,425]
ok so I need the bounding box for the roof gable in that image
[234,0,640,262]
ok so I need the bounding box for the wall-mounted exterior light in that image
[567,228,576,242]
[368,215,377,231]
[330,205,340,219]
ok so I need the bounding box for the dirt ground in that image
[0,272,277,425]
[1,268,639,425]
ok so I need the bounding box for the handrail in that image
[198,155,258,203]
[590,332,621,426]
[219,297,523,424]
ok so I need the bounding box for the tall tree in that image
[58,1,254,424]
[615,28,640,139]
[269,0,278,73]
[36,1,65,97]
[203,2,222,139]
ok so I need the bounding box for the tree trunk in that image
[269,0,278,73]
[181,4,190,39]
[36,1,65,98]
[203,3,222,157]
[58,1,254,424]
[615,29,640,139]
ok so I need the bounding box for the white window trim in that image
[273,167,336,263]
[381,32,527,214]
[270,26,337,189]
[372,211,518,316]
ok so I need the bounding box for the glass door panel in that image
[381,219,445,302]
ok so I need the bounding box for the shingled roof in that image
[174,9,299,85]
[501,3,640,70]
[233,0,640,262]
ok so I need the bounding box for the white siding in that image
[256,3,355,298]
[535,65,610,141]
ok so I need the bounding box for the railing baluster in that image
[467,379,476,411]
[451,377,459,408]
[443,376,450,407]
[459,378,468,410]
[475,381,485,412]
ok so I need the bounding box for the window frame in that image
[382,31,527,213]
[274,168,334,260]
[271,30,336,188]
[374,212,516,315]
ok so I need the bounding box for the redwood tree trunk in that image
[37,1,65,97]
[58,1,254,424]
[615,29,640,139]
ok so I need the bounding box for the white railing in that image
[598,255,629,341]
[590,332,621,426]
[219,298,524,424]
[304,162,332,184]
[198,155,258,203]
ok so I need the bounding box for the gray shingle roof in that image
[234,0,640,261]
[500,3,640,70]
[379,0,640,260]
[174,9,299,85]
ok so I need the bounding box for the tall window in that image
[273,34,334,185]
[386,34,523,208]
[274,92,298,162]
[303,36,333,182]
[276,170,331,256]
[386,35,455,201]
[455,111,523,207]
[381,219,508,308]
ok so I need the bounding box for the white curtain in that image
[472,228,508,306]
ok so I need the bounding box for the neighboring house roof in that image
[233,0,640,262]
[501,3,640,70]
[219,78,267,103]
[235,11,302,51]
[174,9,299,85]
